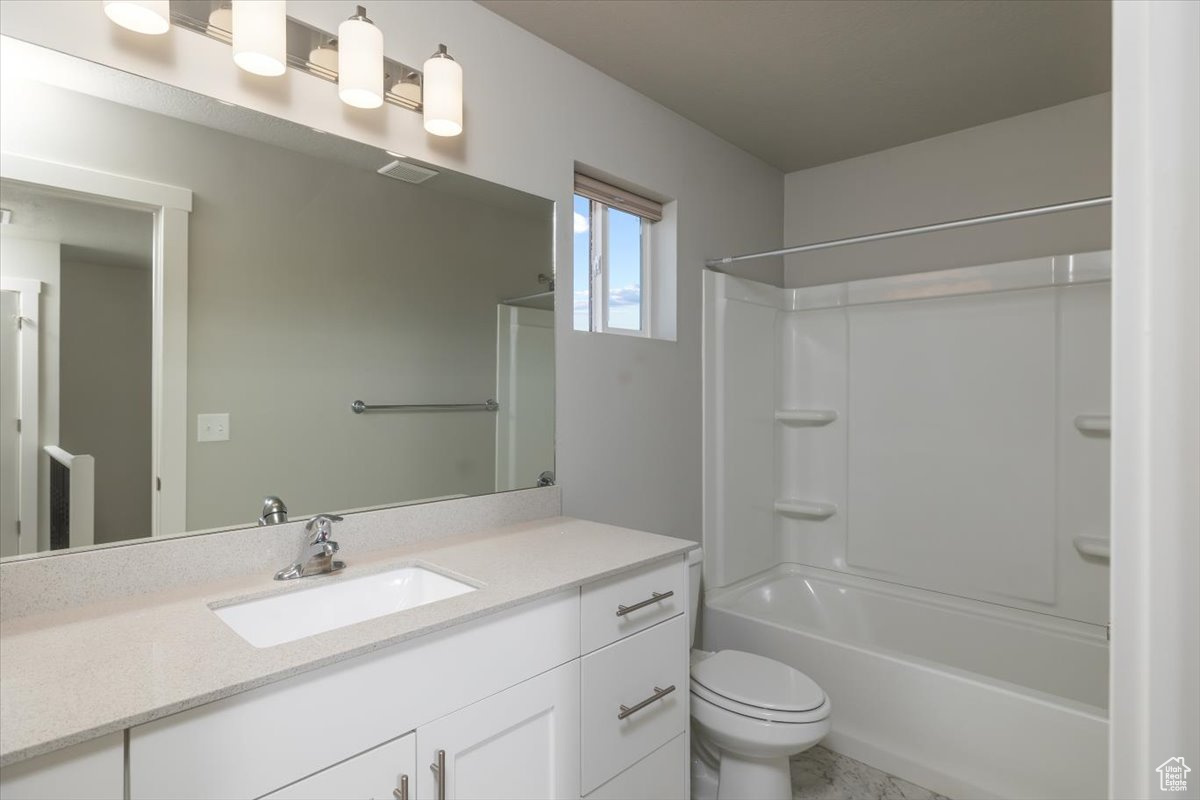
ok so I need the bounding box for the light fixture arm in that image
[429,43,455,62]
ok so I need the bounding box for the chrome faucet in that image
[274,513,346,580]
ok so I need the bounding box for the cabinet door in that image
[262,732,415,800]
[0,732,123,800]
[416,661,579,800]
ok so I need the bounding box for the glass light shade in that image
[423,46,462,137]
[207,6,233,41]
[338,13,384,109]
[232,0,287,77]
[103,0,170,35]
[308,43,339,75]
[390,74,422,104]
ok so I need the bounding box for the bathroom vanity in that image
[0,516,695,800]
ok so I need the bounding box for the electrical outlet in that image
[197,413,230,442]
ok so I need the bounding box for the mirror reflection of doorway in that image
[0,182,154,551]
[0,287,22,556]
[495,301,555,493]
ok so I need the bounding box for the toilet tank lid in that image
[691,650,825,712]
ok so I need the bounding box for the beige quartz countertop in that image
[0,516,697,766]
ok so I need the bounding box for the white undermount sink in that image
[213,565,477,648]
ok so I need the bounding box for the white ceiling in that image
[479,0,1111,172]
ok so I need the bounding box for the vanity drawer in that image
[584,733,688,800]
[581,556,685,653]
[580,615,688,794]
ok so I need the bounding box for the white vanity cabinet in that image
[128,591,580,800]
[6,553,690,800]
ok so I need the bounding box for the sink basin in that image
[213,565,477,648]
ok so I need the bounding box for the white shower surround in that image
[701,253,1111,798]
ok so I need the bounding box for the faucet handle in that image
[304,513,345,542]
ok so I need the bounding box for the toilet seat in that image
[690,680,830,724]
[690,688,832,761]
[690,649,828,724]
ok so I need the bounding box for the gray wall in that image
[783,93,1111,287]
[3,83,552,532]
[60,260,151,543]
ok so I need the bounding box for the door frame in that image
[0,152,192,538]
[1110,1,1200,795]
[0,278,40,554]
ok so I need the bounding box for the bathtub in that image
[701,564,1108,800]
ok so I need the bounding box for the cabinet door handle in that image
[392,774,409,800]
[616,590,674,617]
[430,749,446,800]
[618,684,676,720]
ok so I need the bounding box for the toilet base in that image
[692,753,720,800]
[716,752,792,800]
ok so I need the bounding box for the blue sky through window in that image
[606,207,642,330]
[573,195,644,332]
[573,194,590,331]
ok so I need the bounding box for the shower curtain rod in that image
[705,195,1112,268]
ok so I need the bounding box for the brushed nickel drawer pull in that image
[616,590,674,617]
[393,774,409,800]
[430,750,446,800]
[618,684,677,720]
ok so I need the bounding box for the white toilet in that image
[687,549,831,800]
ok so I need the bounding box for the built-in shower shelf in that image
[1073,414,1111,435]
[1073,536,1111,561]
[775,409,838,425]
[774,500,837,520]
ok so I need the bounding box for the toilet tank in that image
[687,547,703,647]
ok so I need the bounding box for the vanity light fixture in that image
[102,0,170,35]
[423,44,462,137]
[232,0,287,77]
[160,2,456,128]
[338,5,384,109]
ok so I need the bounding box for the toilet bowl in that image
[687,550,830,800]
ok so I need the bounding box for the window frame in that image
[581,196,653,337]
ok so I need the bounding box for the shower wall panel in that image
[846,288,1058,605]
[702,271,779,588]
[704,254,1111,625]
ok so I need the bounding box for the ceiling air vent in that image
[377,159,438,184]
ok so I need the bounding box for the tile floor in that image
[791,746,951,800]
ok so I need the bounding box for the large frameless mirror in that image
[0,37,555,559]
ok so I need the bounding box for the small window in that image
[572,174,662,335]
